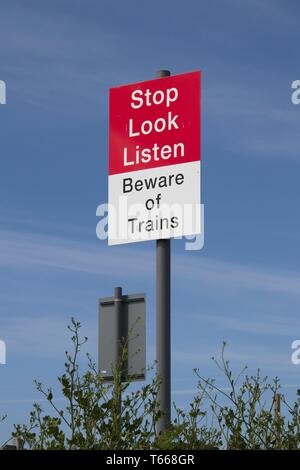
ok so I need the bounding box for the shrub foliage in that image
[6,320,300,450]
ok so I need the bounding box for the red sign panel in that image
[109,71,201,176]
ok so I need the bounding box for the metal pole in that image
[156,67,171,435]
[114,286,123,362]
[275,392,281,448]
[113,286,123,446]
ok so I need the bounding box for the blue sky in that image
[1,0,300,440]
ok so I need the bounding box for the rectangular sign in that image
[99,293,146,382]
[108,71,201,245]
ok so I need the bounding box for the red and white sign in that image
[108,71,201,245]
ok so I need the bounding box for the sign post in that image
[99,290,146,381]
[113,286,122,445]
[108,69,201,434]
[99,288,146,443]
[156,69,171,434]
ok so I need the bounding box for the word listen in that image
[123,86,184,168]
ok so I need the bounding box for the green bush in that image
[7,320,300,450]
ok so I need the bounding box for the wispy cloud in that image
[192,313,298,337]
[0,397,67,405]
[1,229,300,297]
[173,343,292,371]
[174,256,300,296]
[205,76,300,160]
[0,314,96,359]
[0,2,122,115]
[172,348,252,366]
[0,229,154,277]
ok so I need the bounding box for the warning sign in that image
[108,71,201,245]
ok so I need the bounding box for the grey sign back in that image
[99,292,146,382]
